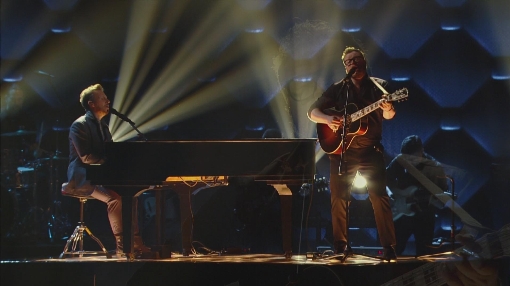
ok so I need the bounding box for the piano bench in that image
[59,185,112,259]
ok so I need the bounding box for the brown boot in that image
[383,246,397,262]
[134,235,151,253]
[115,235,125,258]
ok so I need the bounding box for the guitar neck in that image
[381,224,510,286]
[329,88,407,124]
[349,99,383,123]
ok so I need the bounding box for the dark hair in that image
[401,135,423,155]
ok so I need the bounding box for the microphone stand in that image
[338,80,352,263]
[338,81,350,175]
[445,176,455,252]
[113,113,148,141]
[122,119,147,141]
[337,67,356,175]
[130,123,147,141]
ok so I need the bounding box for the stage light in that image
[51,27,72,33]
[441,26,461,31]
[353,171,367,189]
[492,75,510,80]
[440,109,461,131]
[392,77,410,81]
[2,76,23,82]
[341,28,361,33]
[245,28,264,33]
[294,77,312,82]
[492,58,510,80]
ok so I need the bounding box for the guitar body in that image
[315,87,409,155]
[387,186,420,221]
[317,103,368,155]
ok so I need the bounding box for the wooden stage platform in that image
[4,240,505,286]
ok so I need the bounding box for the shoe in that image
[115,235,152,258]
[383,246,397,262]
[334,241,353,256]
[115,235,124,258]
[333,241,347,254]
[134,235,151,253]
[343,245,354,258]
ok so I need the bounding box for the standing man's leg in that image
[329,153,356,253]
[360,147,396,257]
[394,216,413,255]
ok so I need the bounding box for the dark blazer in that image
[63,111,112,195]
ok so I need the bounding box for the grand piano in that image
[87,139,316,259]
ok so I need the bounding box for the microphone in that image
[342,67,357,82]
[110,108,135,125]
[35,70,55,77]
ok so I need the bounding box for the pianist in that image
[62,84,149,257]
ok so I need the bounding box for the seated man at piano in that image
[62,83,149,257]
[386,135,448,256]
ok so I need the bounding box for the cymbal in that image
[50,156,68,161]
[37,155,68,161]
[1,129,37,137]
[52,126,70,131]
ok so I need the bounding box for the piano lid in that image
[87,139,317,185]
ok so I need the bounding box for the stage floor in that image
[1,242,473,286]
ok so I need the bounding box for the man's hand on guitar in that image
[380,96,396,119]
[327,115,343,132]
[380,96,394,112]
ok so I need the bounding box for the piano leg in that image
[171,183,294,258]
[120,188,151,261]
[273,184,293,258]
[121,195,135,260]
[172,184,194,256]
[155,190,163,247]
[147,188,173,259]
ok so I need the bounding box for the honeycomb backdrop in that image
[1,0,509,237]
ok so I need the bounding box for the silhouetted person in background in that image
[386,135,448,256]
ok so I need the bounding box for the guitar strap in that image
[369,77,389,94]
[395,154,485,231]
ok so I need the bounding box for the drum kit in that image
[1,128,72,242]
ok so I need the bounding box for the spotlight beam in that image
[111,0,162,132]
[111,1,243,139]
[112,0,189,134]
[113,66,247,142]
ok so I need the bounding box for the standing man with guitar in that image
[307,46,399,261]
[386,135,448,257]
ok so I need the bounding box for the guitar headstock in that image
[386,88,409,103]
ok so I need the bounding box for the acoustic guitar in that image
[317,88,408,154]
